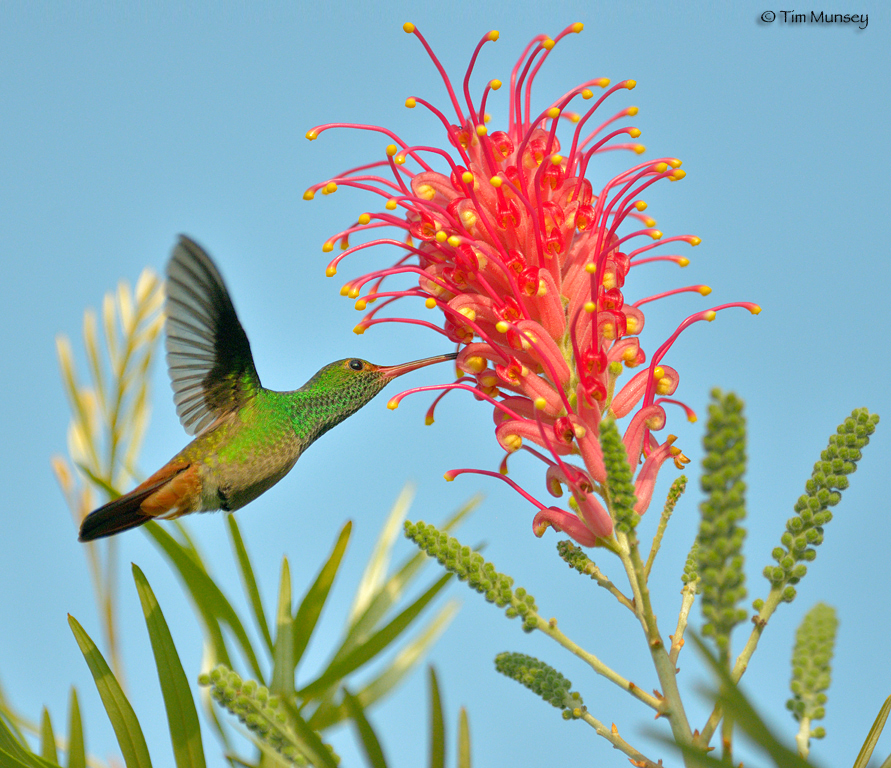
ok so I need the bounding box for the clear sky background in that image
[2,2,889,767]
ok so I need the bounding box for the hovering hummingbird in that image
[78,235,456,541]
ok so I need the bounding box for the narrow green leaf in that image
[853,694,891,768]
[0,747,42,768]
[66,688,85,768]
[68,614,153,768]
[310,601,459,731]
[227,515,273,653]
[0,714,41,768]
[301,573,451,703]
[292,522,352,666]
[132,564,207,768]
[342,688,388,768]
[75,463,119,499]
[428,667,445,768]
[279,697,339,768]
[143,521,263,681]
[39,708,56,764]
[457,707,471,768]
[271,558,295,698]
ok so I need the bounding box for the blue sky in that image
[1,2,889,767]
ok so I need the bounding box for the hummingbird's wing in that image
[165,235,262,436]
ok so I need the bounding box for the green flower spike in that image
[494,652,586,720]
[405,520,538,631]
[599,419,639,534]
[760,408,879,604]
[788,603,838,753]
[697,390,748,653]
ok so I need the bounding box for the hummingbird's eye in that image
[348,359,364,371]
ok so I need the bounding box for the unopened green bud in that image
[787,603,837,737]
[599,419,639,532]
[495,652,586,718]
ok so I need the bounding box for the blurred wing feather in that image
[165,235,261,435]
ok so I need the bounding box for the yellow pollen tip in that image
[585,262,596,274]
[385,199,398,210]
[689,236,702,246]
[425,297,436,309]
[569,113,580,123]
[444,472,455,481]
[678,257,690,267]
[650,230,663,240]
[355,299,367,311]
[698,286,712,296]
[653,367,664,379]
[572,22,584,32]
[671,169,686,181]
[303,189,315,200]
[584,301,596,313]
[425,415,435,426]
[405,97,416,108]
[542,38,555,50]
[325,182,337,193]
[495,320,509,333]
[633,144,646,154]
[654,162,668,173]
[387,397,399,409]
[322,241,334,253]
[704,310,717,322]
[348,287,360,299]
[635,200,647,211]
[305,130,318,141]
[643,217,657,227]
[750,305,762,315]
[403,22,415,33]
[358,213,371,225]
[629,128,641,138]
[476,124,488,136]
[595,78,610,88]
[339,238,349,251]
[490,176,502,187]
[627,106,639,116]
[546,107,560,119]
[668,158,682,169]
[550,154,562,165]
[353,324,366,335]
[447,235,461,247]
[339,283,350,296]
[325,266,337,277]
[534,397,548,410]
[490,79,502,90]
[625,79,637,90]
[386,144,398,156]
[462,171,474,184]
[488,30,499,41]
[581,89,593,99]
[484,113,491,123]
[435,231,448,243]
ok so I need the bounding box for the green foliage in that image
[404,520,538,631]
[598,420,639,533]
[697,389,748,653]
[494,653,585,720]
[761,408,879,603]
[787,603,838,735]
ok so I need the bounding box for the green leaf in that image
[39,708,56,764]
[66,688,85,768]
[292,522,352,666]
[343,688,388,768]
[143,521,263,681]
[0,748,45,768]
[853,694,891,768]
[75,463,119,500]
[278,697,339,768]
[227,515,273,653]
[301,572,451,704]
[0,714,48,768]
[309,600,459,731]
[271,558,295,698]
[457,707,471,768]
[68,614,153,768]
[132,564,207,768]
[428,667,444,768]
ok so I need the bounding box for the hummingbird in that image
[78,235,456,541]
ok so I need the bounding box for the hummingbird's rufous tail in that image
[78,461,198,541]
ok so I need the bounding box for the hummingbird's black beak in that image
[377,352,457,379]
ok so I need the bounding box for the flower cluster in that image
[306,23,758,545]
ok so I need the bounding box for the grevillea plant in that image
[305,22,759,546]
[305,23,886,767]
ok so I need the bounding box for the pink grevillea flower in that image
[305,23,759,546]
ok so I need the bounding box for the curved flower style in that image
[306,23,758,546]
